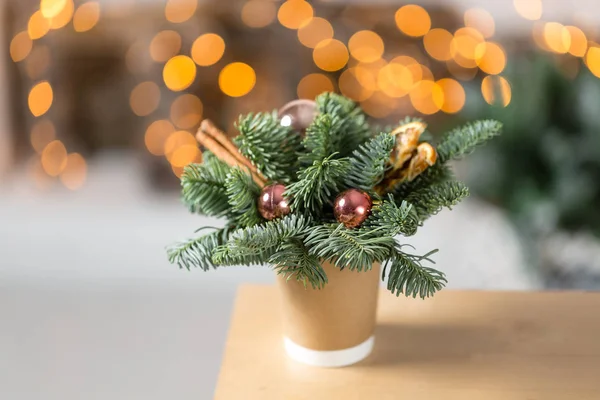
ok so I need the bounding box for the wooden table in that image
[215,285,600,400]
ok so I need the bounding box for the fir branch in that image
[299,114,341,165]
[225,167,262,227]
[234,112,303,183]
[384,249,446,299]
[269,239,327,289]
[167,228,230,271]
[365,198,419,237]
[181,154,230,216]
[345,132,396,191]
[305,223,394,271]
[217,214,311,260]
[436,120,502,163]
[287,154,351,211]
[393,163,453,200]
[211,244,271,267]
[406,181,469,221]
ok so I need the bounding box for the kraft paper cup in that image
[277,261,380,367]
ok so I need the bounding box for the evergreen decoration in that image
[168,93,501,299]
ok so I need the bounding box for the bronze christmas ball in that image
[334,189,372,229]
[258,183,291,220]
[278,99,317,133]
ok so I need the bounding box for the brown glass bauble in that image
[334,189,372,229]
[278,99,317,134]
[258,183,291,221]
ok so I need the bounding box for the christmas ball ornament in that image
[278,99,317,133]
[334,189,372,229]
[258,183,291,220]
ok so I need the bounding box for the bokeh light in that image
[41,140,68,176]
[543,22,571,54]
[191,33,225,66]
[219,62,256,97]
[165,0,197,24]
[297,73,335,99]
[348,30,384,63]
[436,78,465,114]
[164,130,197,162]
[586,47,600,78]
[360,91,397,118]
[481,75,511,107]
[339,68,374,102]
[532,21,550,51]
[149,30,182,62]
[145,120,175,156]
[451,27,485,62]
[73,2,101,33]
[10,32,32,62]
[163,55,197,91]
[377,62,413,98]
[446,59,478,81]
[423,29,453,61]
[41,0,68,19]
[513,0,542,21]
[29,81,54,117]
[464,8,495,39]
[170,144,200,168]
[30,120,56,153]
[241,0,276,28]
[395,5,431,37]
[475,42,506,75]
[49,0,74,29]
[566,26,587,57]
[297,17,333,49]
[60,153,87,190]
[410,80,444,115]
[130,81,161,116]
[26,45,51,80]
[278,0,313,30]
[313,39,349,72]
[170,94,203,129]
[28,10,51,40]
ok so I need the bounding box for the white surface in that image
[283,335,375,368]
[0,154,536,399]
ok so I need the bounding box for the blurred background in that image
[1,0,600,398]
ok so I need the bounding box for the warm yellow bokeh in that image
[165,0,197,24]
[41,0,68,19]
[297,73,334,99]
[145,120,176,156]
[219,62,256,97]
[278,0,313,30]
[423,29,453,61]
[170,94,203,129]
[163,55,197,91]
[476,42,506,75]
[452,27,485,61]
[28,10,51,40]
[73,2,100,33]
[360,91,397,118]
[164,130,197,161]
[352,64,379,91]
[30,120,56,153]
[481,75,511,107]
[49,0,74,29]
[348,30,384,63]
[60,153,87,190]
[41,140,68,176]
[464,8,495,39]
[410,80,444,115]
[191,33,226,66]
[514,0,542,21]
[339,68,374,102]
[586,47,600,78]
[241,0,276,28]
[297,17,333,49]
[566,26,587,57]
[130,81,161,117]
[29,81,54,117]
[377,63,413,98]
[395,5,431,37]
[446,59,478,81]
[10,32,32,62]
[437,78,465,114]
[543,22,571,54]
[25,45,51,80]
[150,30,182,62]
[313,39,349,72]
[170,144,200,168]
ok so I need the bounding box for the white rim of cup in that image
[283,335,375,367]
